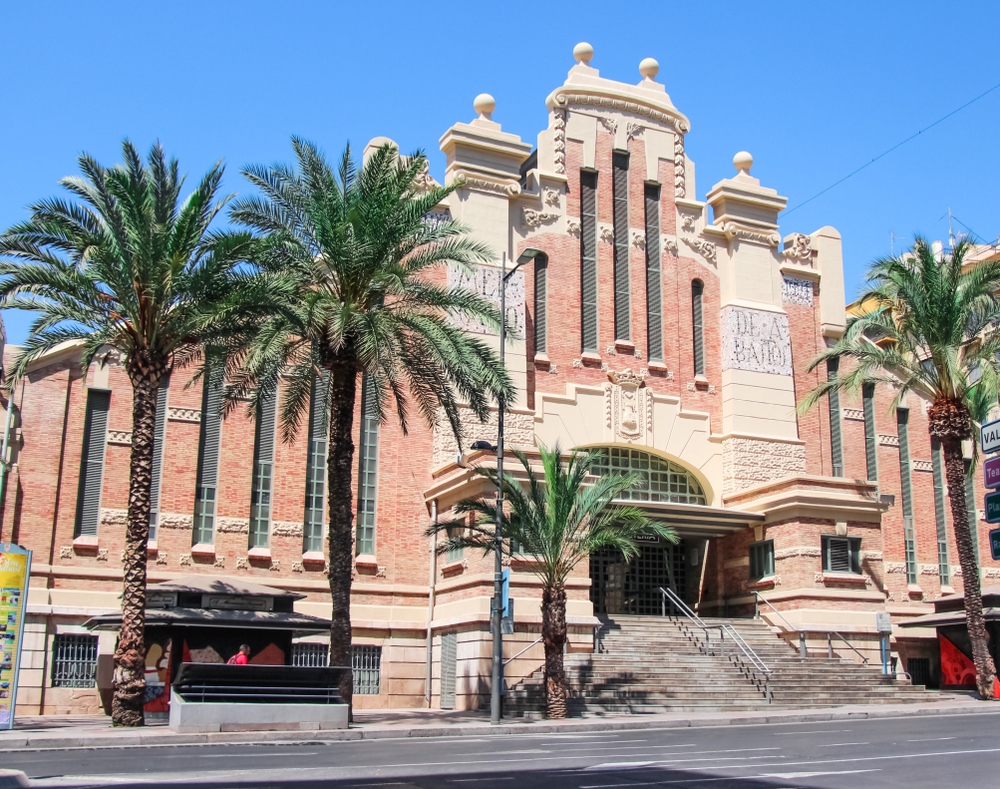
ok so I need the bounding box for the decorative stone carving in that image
[59,546,72,559]
[723,222,781,247]
[522,208,560,229]
[680,214,696,232]
[543,188,560,207]
[236,557,249,570]
[269,559,280,572]
[631,230,646,249]
[96,549,109,562]
[213,556,225,568]
[179,554,193,566]
[217,518,249,534]
[422,209,452,232]
[549,365,558,375]
[885,561,907,574]
[721,437,807,496]
[814,572,825,583]
[626,121,643,141]
[156,553,168,566]
[292,561,303,573]
[843,408,865,421]
[919,564,940,576]
[600,362,609,372]
[167,407,201,423]
[566,218,581,237]
[708,385,716,394]
[432,405,534,468]
[454,173,521,196]
[107,429,132,445]
[552,109,566,174]
[448,263,525,338]
[686,382,695,392]
[551,92,690,136]
[674,133,686,198]
[605,346,617,356]
[604,373,650,444]
[878,434,900,447]
[413,159,441,191]
[984,567,1000,579]
[598,116,618,135]
[913,460,933,473]
[782,276,814,307]
[721,306,793,376]
[783,233,814,262]
[861,551,884,561]
[159,513,193,530]
[272,521,304,538]
[682,236,717,264]
[572,359,583,368]
[100,509,128,526]
[662,236,678,256]
[634,349,642,359]
[376,566,387,578]
[775,546,823,560]
[599,225,614,244]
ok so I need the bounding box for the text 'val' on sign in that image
[982,418,1000,455]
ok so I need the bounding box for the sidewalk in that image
[2,694,996,751]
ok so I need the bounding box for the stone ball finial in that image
[639,57,659,80]
[733,151,754,174]
[573,42,594,65]
[473,93,496,120]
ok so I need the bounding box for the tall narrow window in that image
[580,170,599,353]
[931,438,950,587]
[898,409,917,585]
[965,459,982,576]
[303,373,329,554]
[192,379,223,546]
[827,359,843,476]
[533,254,548,356]
[249,388,277,549]
[692,280,705,376]
[75,389,111,538]
[148,381,169,543]
[862,383,878,481]
[612,151,630,342]
[644,183,663,363]
[356,375,380,556]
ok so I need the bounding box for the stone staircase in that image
[505,614,940,716]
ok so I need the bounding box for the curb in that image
[0,771,30,789]
[2,703,999,752]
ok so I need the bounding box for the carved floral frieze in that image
[522,208,560,229]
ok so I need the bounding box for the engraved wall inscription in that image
[447,263,525,338]
[721,306,793,376]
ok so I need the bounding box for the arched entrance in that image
[588,448,707,615]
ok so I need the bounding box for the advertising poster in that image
[0,542,31,730]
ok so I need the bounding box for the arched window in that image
[533,253,548,355]
[590,447,707,505]
[692,280,705,376]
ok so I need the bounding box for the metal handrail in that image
[753,590,869,665]
[660,587,772,703]
[504,636,543,666]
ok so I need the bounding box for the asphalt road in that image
[6,711,1000,789]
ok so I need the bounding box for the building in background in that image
[3,44,997,716]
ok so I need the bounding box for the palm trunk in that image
[112,361,164,726]
[326,356,358,719]
[941,435,997,699]
[542,584,568,718]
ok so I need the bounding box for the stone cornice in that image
[547,90,690,135]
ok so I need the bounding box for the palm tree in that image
[429,442,677,718]
[226,138,515,712]
[0,141,264,725]
[800,237,1000,699]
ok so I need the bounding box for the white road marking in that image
[907,737,956,742]
[762,770,880,779]
[783,729,850,734]
[198,751,320,758]
[582,768,879,788]
[450,779,514,783]
[587,755,779,770]
[816,741,869,747]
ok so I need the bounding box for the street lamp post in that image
[491,248,541,726]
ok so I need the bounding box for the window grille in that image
[580,170,599,353]
[51,634,98,688]
[304,373,329,554]
[692,281,704,376]
[353,645,382,695]
[931,439,950,586]
[823,535,862,574]
[827,359,843,476]
[590,543,686,616]
[148,381,169,543]
[249,388,277,549]
[644,183,663,363]
[440,633,457,709]
[612,151,630,341]
[862,383,878,481]
[908,657,931,687]
[75,389,110,538]
[897,409,917,583]
[590,447,706,505]
[193,379,224,546]
[533,255,548,355]
[292,643,329,667]
[356,375,380,556]
[749,540,775,581]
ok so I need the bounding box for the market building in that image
[3,43,999,716]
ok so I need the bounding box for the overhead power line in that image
[783,81,1000,217]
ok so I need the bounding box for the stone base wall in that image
[721,437,806,496]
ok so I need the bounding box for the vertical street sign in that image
[981,418,1000,455]
[0,542,32,730]
[986,492,1000,524]
[991,528,1000,562]
[985,456,1000,489]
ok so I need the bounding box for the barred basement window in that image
[580,169,599,353]
[897,408,917,584]
[148,380,169,543]
[822,535,861,574]
[74,389,111,538]
[931,439,951,587]
[533,254,548,355]
[192,379,223,546]
[862,383,878,481]
[692,280,705,376]
[749,540,775,581]
[249,388,277,549]
[51,634,98,688]
[356,375,380,556]
[292,642,329,667]
[353,645,382,695]
[644,183,663,363]
[612,151,630,341]
[827,359,843,476]
[303,373,329,554]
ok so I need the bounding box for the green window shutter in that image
[965,460,981,576]
[897,409,917,583]
[692,280,705,376]
[249,388,277,549]
[356,374,380,556]
[75,389,111,538]
[580,170,599,353]
[612,152,630,342]
[827,359,843,476]
[193,379,223,545]
[148,382,169,543]
[749,540,774,581]
[644,183,663,363]
[931,439,950,586]
[822,536,861,574]
[303,373,329,554]
[862,383,878,481]
[534,256,547,355]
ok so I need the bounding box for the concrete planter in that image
[168,689,349,733]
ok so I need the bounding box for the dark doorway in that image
[590,541,686,615]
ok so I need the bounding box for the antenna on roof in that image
[948,207,956,249]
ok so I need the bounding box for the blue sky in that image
[2,0,997,345]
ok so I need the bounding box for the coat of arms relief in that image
[605,369,652,444]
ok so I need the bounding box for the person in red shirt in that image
[228,644,250,665]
